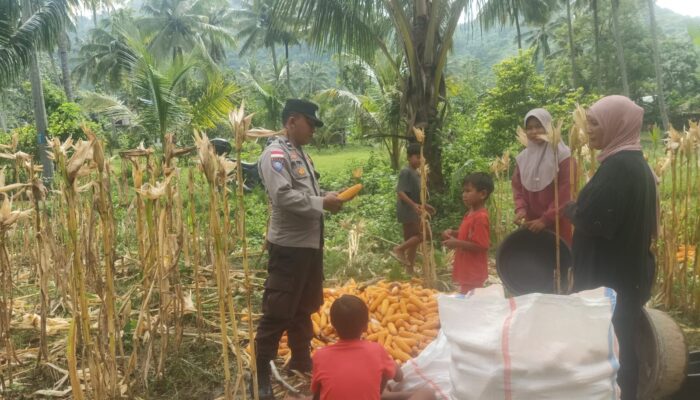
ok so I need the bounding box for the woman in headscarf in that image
[565,95,657,400]
[511,108,574,244]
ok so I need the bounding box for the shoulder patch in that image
[271,149,285,159]
[272,160,284,172]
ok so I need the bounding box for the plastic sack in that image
[439,285,620,400]
[394,331,452,399]
[394,285,506,399]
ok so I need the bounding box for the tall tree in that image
[610,0,629,95]
[275,0,479,189]
[3,0,69,181]
[72,10,135,91]
[85,0,113,26]
[235,0,298,88]
[587,0,602,90]
[646,0,669,130]
[139,0,236,64]
[480,0,555,51]
[0,0,69,85]
[563,0,578,87]
[524,19,556,63]
[480,0,524,49]
[57,31,73,101]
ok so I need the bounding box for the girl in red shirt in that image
[442,173,493,294]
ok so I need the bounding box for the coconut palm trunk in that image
[592,0,602,90]
[513,3,522,49]
[611,0,630,96]
[58,32,74,101]
[22,0,54,183]
[565,0,578,88]
[647,0,670,131]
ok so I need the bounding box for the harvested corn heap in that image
[278,279,440,364]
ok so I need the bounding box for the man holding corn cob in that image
[254,99,345,399]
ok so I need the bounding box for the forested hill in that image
[73,2,698,83]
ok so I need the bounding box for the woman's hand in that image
[514,210,526,226]
[524,219,546,233]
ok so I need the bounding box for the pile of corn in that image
[278,279,440,364]
[676,245,696,263]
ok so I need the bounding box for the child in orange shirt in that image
[442,173,493,294]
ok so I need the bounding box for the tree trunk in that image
[58,32,74,102]
[611,0,630,96]
[0,94,7,133]
[284,39,291,90]
[514,7,522,50]
[565,0,578,88]
[647,0,670,131]
[390,133,400,171]
[408,0,445,190]
[22,0,54,183]
[592,0,602,90]
[270,45,280,83]
[93,6,98,27]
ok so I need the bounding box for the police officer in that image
[254,99,344,399]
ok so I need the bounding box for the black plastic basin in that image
[496,228,572,295]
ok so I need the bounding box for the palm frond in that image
[80,91,142,127]
[0,0,70,85]
[191,77,238,129]
[273,0,388,62]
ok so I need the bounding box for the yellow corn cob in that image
[337,184,363,201]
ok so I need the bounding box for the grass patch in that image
[307,145,373,177]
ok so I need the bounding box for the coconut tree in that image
[646,0,669,130]
[610,0,629,95]
[562,0,579,88]
[234,0,299,88]
[579,0,603,90]
[524,20,557,63]
[139,0,236,64]
[82,27,237,146]
[72,10,136,91]
[274,0,481,189]
[479,0,556,50]
[1,0,70,182]
[84,0,114,26]
[0,0,69,85]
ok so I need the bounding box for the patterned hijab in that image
[587,95,644,163]
[515,108,571,192]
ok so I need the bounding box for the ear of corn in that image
[337,184,363,201]
[275,279,440,365]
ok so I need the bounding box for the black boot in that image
[287,349,313,373]
[251,360,275,400]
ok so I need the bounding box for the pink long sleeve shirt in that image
[511,158,574,245]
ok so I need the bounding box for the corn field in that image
[1,103,699,398]
[0,105,276,399]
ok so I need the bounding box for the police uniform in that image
[255,133,325,375]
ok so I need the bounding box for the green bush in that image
[0,125,38,158]
[476,50,599,158]
[48,102,104,142]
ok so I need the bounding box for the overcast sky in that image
[657,0,700,17]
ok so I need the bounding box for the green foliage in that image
[18,80,67,118]
[48,102,103,142]
[476,50,598,157]
[0,125,38,158]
